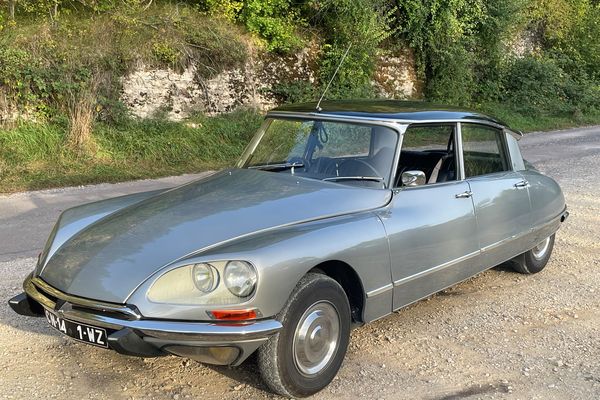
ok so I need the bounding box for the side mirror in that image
[401,170,426,187]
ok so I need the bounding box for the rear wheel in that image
[258,273,351,398]
[512,234,555,274]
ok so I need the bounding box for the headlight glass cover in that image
[147,261,257,305]
[192,263,219,293]
[224,261,258,297]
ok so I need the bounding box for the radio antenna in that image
[315,43,352,112]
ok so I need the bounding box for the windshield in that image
[238,118,398,188]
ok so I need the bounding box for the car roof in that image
[269,99,513,131]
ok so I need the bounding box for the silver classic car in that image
[9,100,568,398]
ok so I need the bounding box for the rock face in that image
[120,46,419,120]
[121,66,202,121]
[510,30,542,58]
[373,48,419,99]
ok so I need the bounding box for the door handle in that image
[514,180,529,188]
[455,191,473,199]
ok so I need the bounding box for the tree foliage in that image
[1,0,599,123]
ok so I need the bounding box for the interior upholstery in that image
[395,150,455,185]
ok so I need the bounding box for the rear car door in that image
[460,123,532,267]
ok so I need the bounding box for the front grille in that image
[70,304,139,321]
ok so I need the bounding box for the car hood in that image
[39,169,391,303]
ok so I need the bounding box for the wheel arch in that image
[309,260,365,324]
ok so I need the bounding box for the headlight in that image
[224,261,257,297]
[192,263,219,293]
[147,260,257,305]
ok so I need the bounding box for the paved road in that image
[0,126,599,400]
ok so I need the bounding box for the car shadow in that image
[493,260,518,273]
[206,353,272,392]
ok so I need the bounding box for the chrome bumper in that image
[9,274,282,366]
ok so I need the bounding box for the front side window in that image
[239,118,398,187]
[461,124,510,177]
[396,124,457,186]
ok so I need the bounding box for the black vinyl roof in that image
[270,99,509,128]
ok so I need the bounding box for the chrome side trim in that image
[29,277,142,320]
[393,250,481,287]
[480,233,525,253]
[366,283,393,298]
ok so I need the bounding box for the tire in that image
[512,234,555,274]
[258,273,351,398]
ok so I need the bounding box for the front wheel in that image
[512,234,555,274]
[258,273,351,398]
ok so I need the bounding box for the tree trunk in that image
[8,0,16,20]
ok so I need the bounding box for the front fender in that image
[127,211,391,321]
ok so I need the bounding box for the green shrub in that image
[240,0,304,52]
[502,56,600,117]
[269,81,316,104]
[308,0,396,99]
[201,0,244,21]
[151,40,180,66]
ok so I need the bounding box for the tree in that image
[6,0,16,19]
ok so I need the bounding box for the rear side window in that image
[461,124,510,177]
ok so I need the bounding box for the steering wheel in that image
[337,159,381,177]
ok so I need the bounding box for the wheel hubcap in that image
[532,236,551,260]
[292,301,340,376]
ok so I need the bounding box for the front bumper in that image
[9,274,282,366]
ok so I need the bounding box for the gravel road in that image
[1,126,599,400]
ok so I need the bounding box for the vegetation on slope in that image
[1,0,599,192]
[0,110,262,192]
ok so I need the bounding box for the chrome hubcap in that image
[292,301,340,376]
[532,236,551,260]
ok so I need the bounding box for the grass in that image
[479,102,600,133]
[0,109,263,193]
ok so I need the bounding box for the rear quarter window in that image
[505,133,526,171]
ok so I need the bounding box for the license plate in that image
[44,308,108,348]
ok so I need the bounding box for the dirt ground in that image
[1,127,599,399]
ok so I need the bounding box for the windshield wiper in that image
[248,162,305,171]
[322,176,384,183]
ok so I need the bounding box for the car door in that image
[378,123,481,311]
[460,123,533,268]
